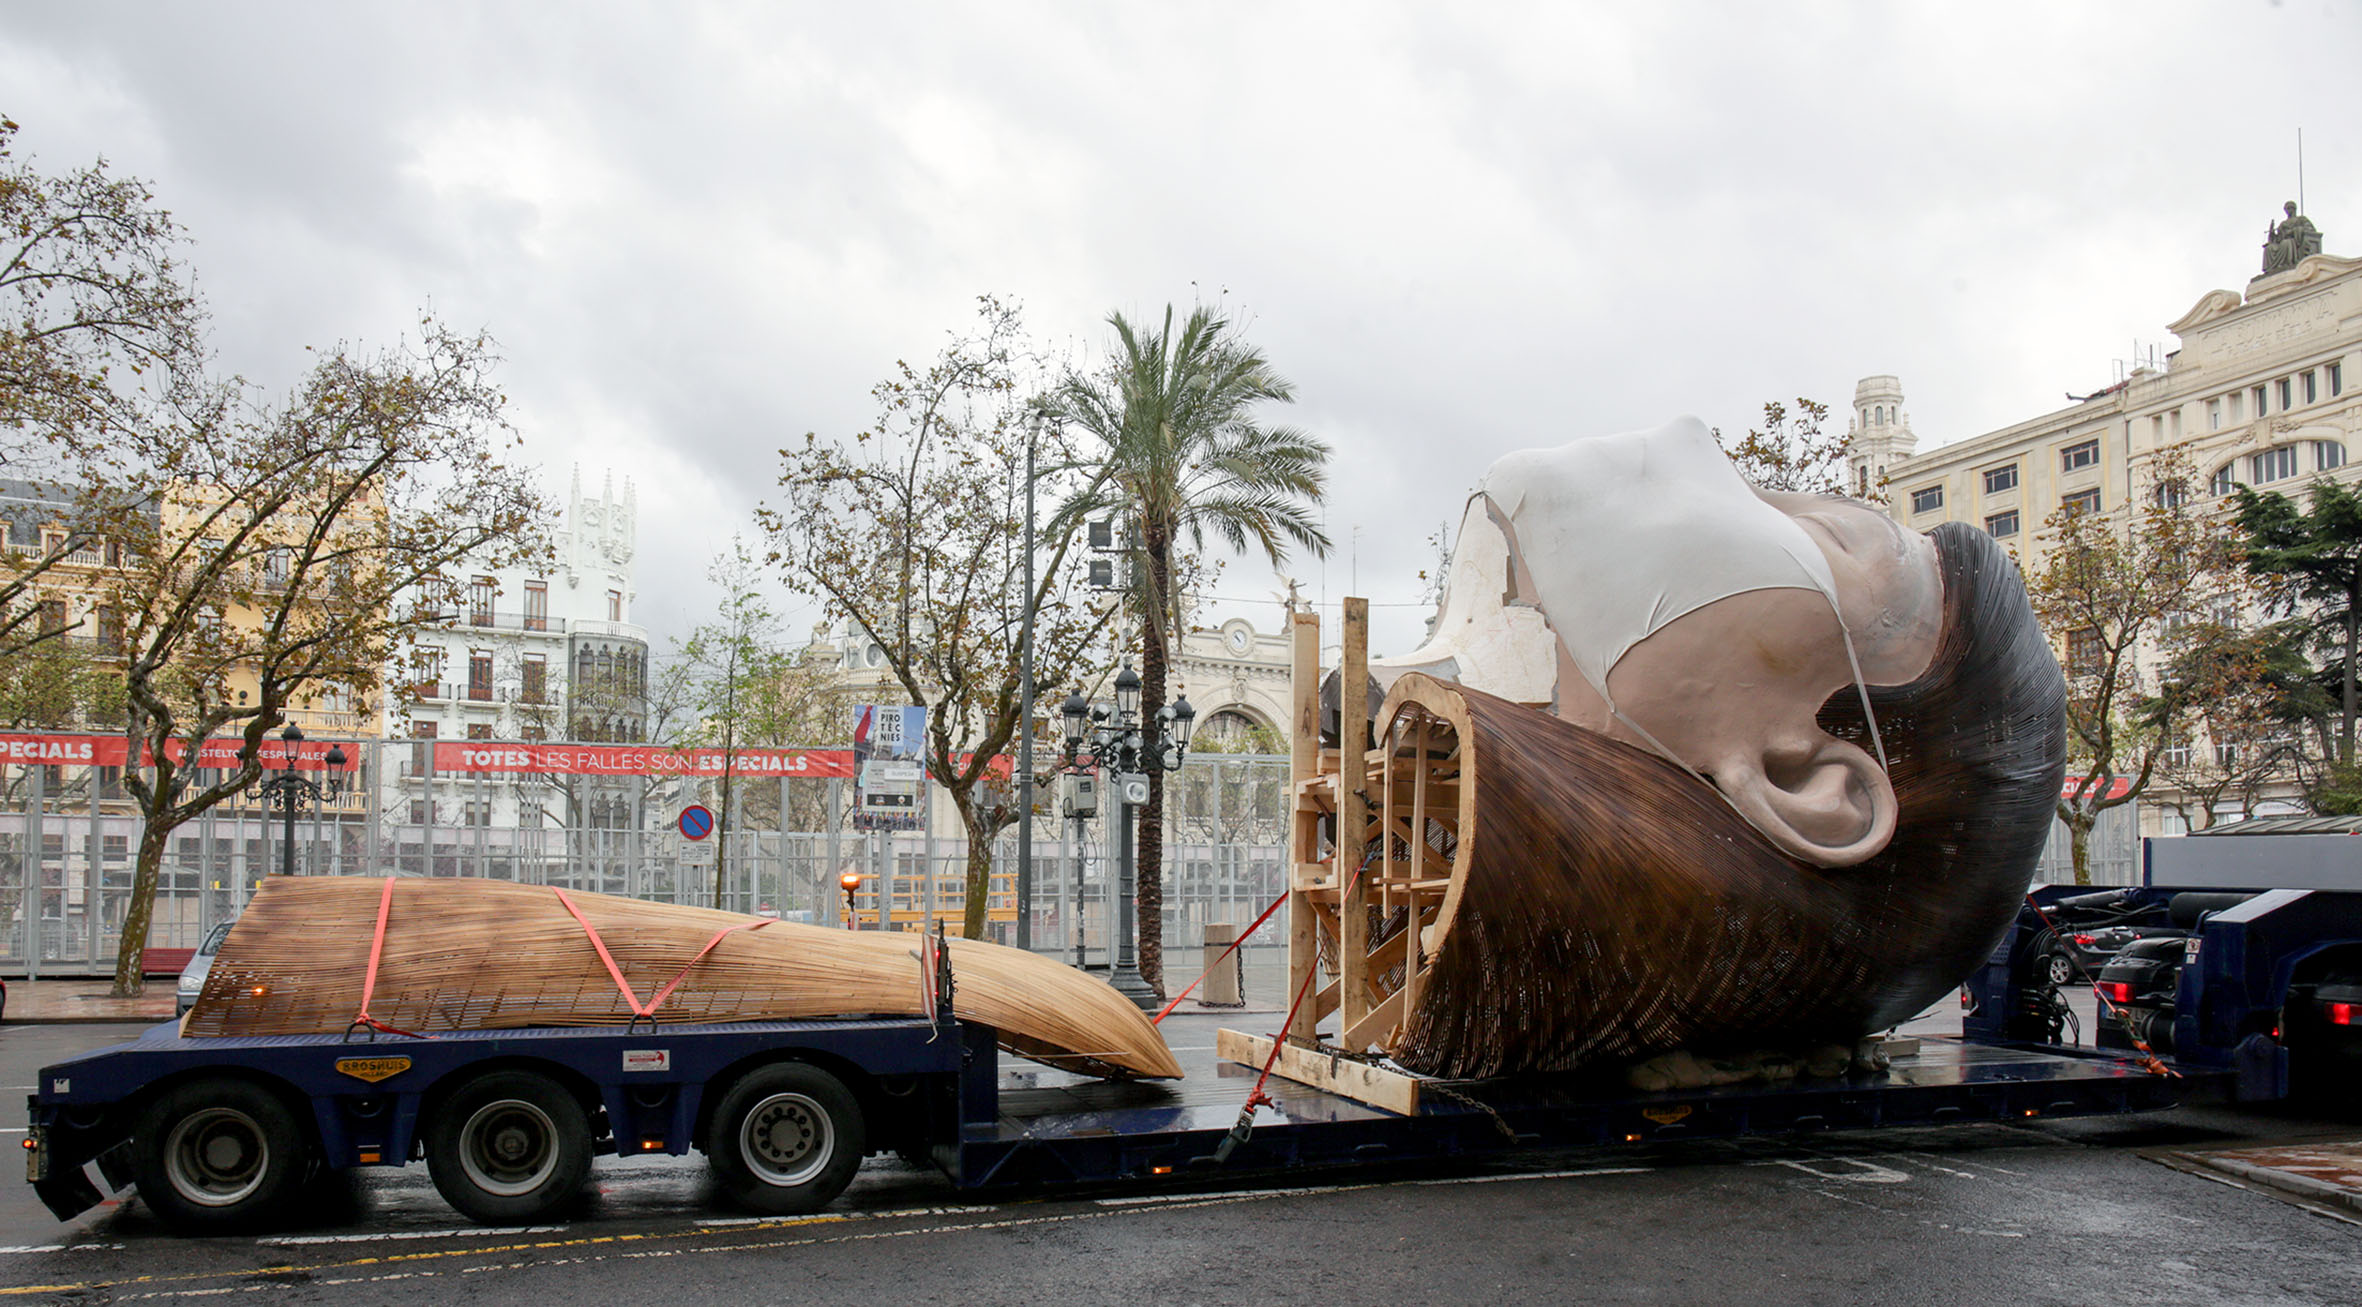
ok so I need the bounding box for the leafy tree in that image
[663,538,794,907]
[1714,398,1853,497]
[1041,304,1331,993]
[1,115,206,660]
[100,321,546,993]
[2229,478,2362,807]
[762,297,1109,939]
[2142,620,2308,828]
[2026,452,2250,882]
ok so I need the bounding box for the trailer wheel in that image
[132,1079,310,1233]
[705,1063,864,1213]
[425,1071,591,1225]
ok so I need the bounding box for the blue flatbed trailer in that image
[27,961,2210,1232]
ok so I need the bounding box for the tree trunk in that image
[953,784,993,940]
[1136,527,1170,997]
[111,819,176,997]
[2064,810,2095,887]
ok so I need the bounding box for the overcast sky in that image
[7,2,2359,664]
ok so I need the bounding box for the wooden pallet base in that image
[1215,1028,1423,1116]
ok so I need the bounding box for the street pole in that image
[279,783,297,878]
[1017,424,1036,951]
[1109,783,1156,1006]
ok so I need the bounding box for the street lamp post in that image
[257,724,347,876]
[1059,665,1194,1010]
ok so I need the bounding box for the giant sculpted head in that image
[1368,417,2065,1078]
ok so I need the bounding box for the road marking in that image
[0,1245,123,1255]
[1752,1157,1912,1184]
[1412,1166,1649,1186]
[695,1204,991,1226]
[259,1226,566,1245]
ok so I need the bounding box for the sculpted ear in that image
[1717,735,1897,868]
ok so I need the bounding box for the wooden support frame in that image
[1227,596,1470,1114]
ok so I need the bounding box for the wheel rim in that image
[2049,954,2074,985]
[163,1107,270,1207]
[457,1098,559,1197]
[738,1091,834,1186]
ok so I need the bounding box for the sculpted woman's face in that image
[1381,419,1944,867]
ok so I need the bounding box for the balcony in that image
[426,610,565,635]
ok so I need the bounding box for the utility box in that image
[1059,773,1098,818]
[1200,922,1245,1007]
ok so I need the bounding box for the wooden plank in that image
[1286,609,1322,1044]
[1339,984,1408,1054]
[1215,1028,1422,1116]
[1340,597,1372,1034]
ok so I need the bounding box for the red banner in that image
[428,742,856,778]
[2061,775,2133,802]
[0,732,358,771]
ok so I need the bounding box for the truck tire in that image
[132,1078,311,1233]
[705,1062,864,1214]
[425,1070,592,1225]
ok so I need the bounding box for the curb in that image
[2199,1156,2362,1217]
[6,1012,177,1026]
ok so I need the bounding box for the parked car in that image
[175,922,234,1016]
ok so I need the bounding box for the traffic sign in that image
[678,805,715,840]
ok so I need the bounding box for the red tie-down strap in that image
[348,877,431,1040]
[549,887,774,1024]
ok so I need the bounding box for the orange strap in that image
[350,877,430,1040]
[550,886,772,1020]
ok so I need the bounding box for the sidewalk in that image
[4,978,178,1024]
[2163,1142,2362,1219]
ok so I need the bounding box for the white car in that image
[176,922,234,1016]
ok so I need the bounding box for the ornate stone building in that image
[1850,204,2361,837]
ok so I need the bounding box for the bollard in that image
[1200,923,1245,1008]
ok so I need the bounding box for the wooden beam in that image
[1339,984,1408,1054]
[1286,609,1322,1044]
[1216,1028,1421,1116]
[1339,599,1373,1035]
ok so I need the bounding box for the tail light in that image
[2072,933,2096,947]
[2329,1001,2356,1027]
[2101,981,2135,1004]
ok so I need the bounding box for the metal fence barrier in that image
[0,734,1291,977]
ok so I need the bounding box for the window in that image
[2060,439,2100,472]
[468,650,493,701]
[407,800,427,825]
[2331,362,2344,397]
[2254,384,2268,417]
[522,653,547,704]
[524,580,549,632]
[2155,480,2187,510]
[2304,370,2319,405]
[2208,398,2223,431]
[2062,488,2102,515]
[2215,740,2241,768]
[2252,446,2299,483]
[2278,377,2294,411]
[522,724,547,743]
[2210,464,2240,497]
[1982,464,2019,494]
[95,605,123,654]
[2230,391,2243,422]
[411,719,437,738]
[35,598,66,635]
[466,723,492,740]
[2066,627,2103,677]
[470,576,496,626]
[2318,441,2346,472]
[1984,510,2020,538]
[1909,485,1945,514]
[2161,739,2191,769]
[2171,409,2182,439]
[606,590,623,622]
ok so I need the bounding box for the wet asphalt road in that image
[0,1017,2356,1306]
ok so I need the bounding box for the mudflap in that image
[33,1163,105,1223]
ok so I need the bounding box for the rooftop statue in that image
[2263,200,2323,276]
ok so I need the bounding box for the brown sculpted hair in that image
[1395,523,2066,1079]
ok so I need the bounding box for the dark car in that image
[2029,888,2176,986]
[2283,973,2362,1099]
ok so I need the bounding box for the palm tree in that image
[1043,304,1331,994]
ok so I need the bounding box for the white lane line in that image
[0,1243,124,1254]
[259,1225,565,1246]
[0,1128,26,1134]
[1413,1166,1650,1185]
[695,1204,992,1227]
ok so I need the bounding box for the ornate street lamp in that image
[257,724,347,876]
[1057,664,1197,1009]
